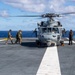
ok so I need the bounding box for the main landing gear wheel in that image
[36,40,41,46]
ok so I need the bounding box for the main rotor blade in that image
[6,12,75,18]
[9,15,41,17]
[61,12,75,15]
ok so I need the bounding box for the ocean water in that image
[0,31,75,38]
[0,31,36,38]
[62,31,75,38]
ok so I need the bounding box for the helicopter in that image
[8,12,75,46]
[35,13,64,46]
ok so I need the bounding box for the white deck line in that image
[72,41,75,43]
[36,46,61,75]
[64,41,75,43]
[64,37,75,43]
[0,40,6,42]
[0,39,7,42]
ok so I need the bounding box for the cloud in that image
[48,0,75,13]
[0,10,8,17]
[1,0,75,13]
[1,0,46,13]
[1,0,75,30]
[49,0,65,12]
[64,6,75,12]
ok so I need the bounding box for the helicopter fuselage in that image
[36,20,64,46]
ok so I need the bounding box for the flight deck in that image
[0,38,75,75]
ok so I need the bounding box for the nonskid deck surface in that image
[0,38,75,75]
[0,38,47,75]
[57,38,75,75]
[57,44,75,75]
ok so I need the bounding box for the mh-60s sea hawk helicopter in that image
[31,12,75,46]
[35,13,64,46]
[9,12,75,46]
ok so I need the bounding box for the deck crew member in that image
[33,28,37,37]
[6,29,13,44]
[69,29,73,45]
[15,30,22,44]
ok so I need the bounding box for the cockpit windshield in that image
[52,28,59,33]
[41,27,59,33]
[48,28,51,32]
[42,28,47,33]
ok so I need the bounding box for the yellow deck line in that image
[0,38,15,42]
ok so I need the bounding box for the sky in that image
[0,0,75,31]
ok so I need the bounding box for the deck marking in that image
[36,46,61,75]
[0,38,8,41]
[64,41,75,43]
[0,38,15,42]
[65,38,75,43]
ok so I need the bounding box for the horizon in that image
[0,30,75,31]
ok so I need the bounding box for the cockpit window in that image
[52,28,59,33]
[41,27,59,33]
[48,28,51,32]
[42,28,47,33]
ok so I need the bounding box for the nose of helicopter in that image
[42,34,57,41]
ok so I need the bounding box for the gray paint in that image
[0,38,46,75]
[0,38,75,75]
[57,44,75,75]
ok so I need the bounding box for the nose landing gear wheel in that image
[47,42,51,47]
[47,42,56,47]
